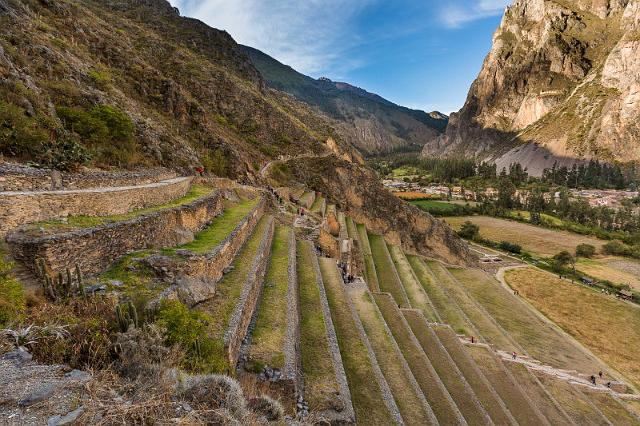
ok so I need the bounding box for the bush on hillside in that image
[157,300,228,373]
[0,255,25,327]
[499,241,522,254]
[576,244,596,258]
[458,221,480,240]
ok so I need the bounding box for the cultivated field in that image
[444,216,604,257]
[577,257,640,290]
[505,267,640,390]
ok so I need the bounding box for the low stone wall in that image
[169,197,267,304]
[6,191,226,279]
[0,177,193,236]
[310,247,356,424]
[0,162,176,191]
[283,228,302,397]
[225,216,275,368]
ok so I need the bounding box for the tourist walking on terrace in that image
[512,352,517,360]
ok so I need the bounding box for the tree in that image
[553,251,575,272]
[458,221,480,240]
[576,244,596,258]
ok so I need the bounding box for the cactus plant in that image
[116,301,139,332]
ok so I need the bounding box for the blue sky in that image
[168,0,510,114]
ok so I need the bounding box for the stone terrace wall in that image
[225,216,275,368]
[283,228,302,396]
[6,192,226,278]
[0,177,193,236]
[0,162,176,191]
[171,197,267,297]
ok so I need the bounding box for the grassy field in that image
[451,267,607,375]
[296,241,340,411]
[577,257,640,290]
[373,293,462,425]
[247,226,291,371]
[467,345,544,426]
[368,234,410,307]
[351,286,433,425]
[506,267,640,390]
[197,216,271,372]
[345,217,358,240]
[356,224,380,291]
[388,246,438,322]
[445,216,604,256]
[37,184,214,230]
[411,200,459,214]
[403,310,488,426]
[171,198,259,254]
[406,256,471,334]
[319,259,395,425]
[433,326,515,426]
[428,262,517,351]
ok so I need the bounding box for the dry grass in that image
[393,192,434,200]
[356,224,379,291]
[584,390,639,424]
[506,267,640,389]
[452,267,606,376]
[577,257,640,291]
[403,310,487,426]
[351,287,433,425]
[373,293,459,424]
[368,235,409,307]
[296,241,340,412]
[502,361,573,425]
[388,246,438,322]
[445,216,604,257]
[433,326,515,426]
[319,259,395,425]
[532,370,607,426]
[428,262,517,351]
[406,256,471,334]
[467,345,544,426]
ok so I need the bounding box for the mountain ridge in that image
[242,44,448,155]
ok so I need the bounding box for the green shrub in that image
[201,148,229,177]
[88,69,112,88]
[57,104,138,166]
[458,221,480,240]
[603,240,631,257]
[0,255,25,327]
[37,133,91,171]
[0,100,49,158]
[499,241,522,254]
[576,244,596,258]
[157,300,228,373]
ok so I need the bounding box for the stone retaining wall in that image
[0,177,193,236]
[6,192,226,278]
[0,162,176,191]
[225,216,275,368]
[310,247,356,424]
[170,197,267,297]
[283,228,302,397]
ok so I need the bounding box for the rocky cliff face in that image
[243,46,448,156]
[425,0,640,175]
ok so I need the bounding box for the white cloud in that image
[169,0,374,76]
[439,0,510,28]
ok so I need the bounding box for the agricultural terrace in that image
[505,267,640,390]
[445,216,605,257]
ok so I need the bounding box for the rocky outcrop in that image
[426,0,640,175]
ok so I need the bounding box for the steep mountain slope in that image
[0,0,471,265]
[424,0,640,175]
[243,45,448,156]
